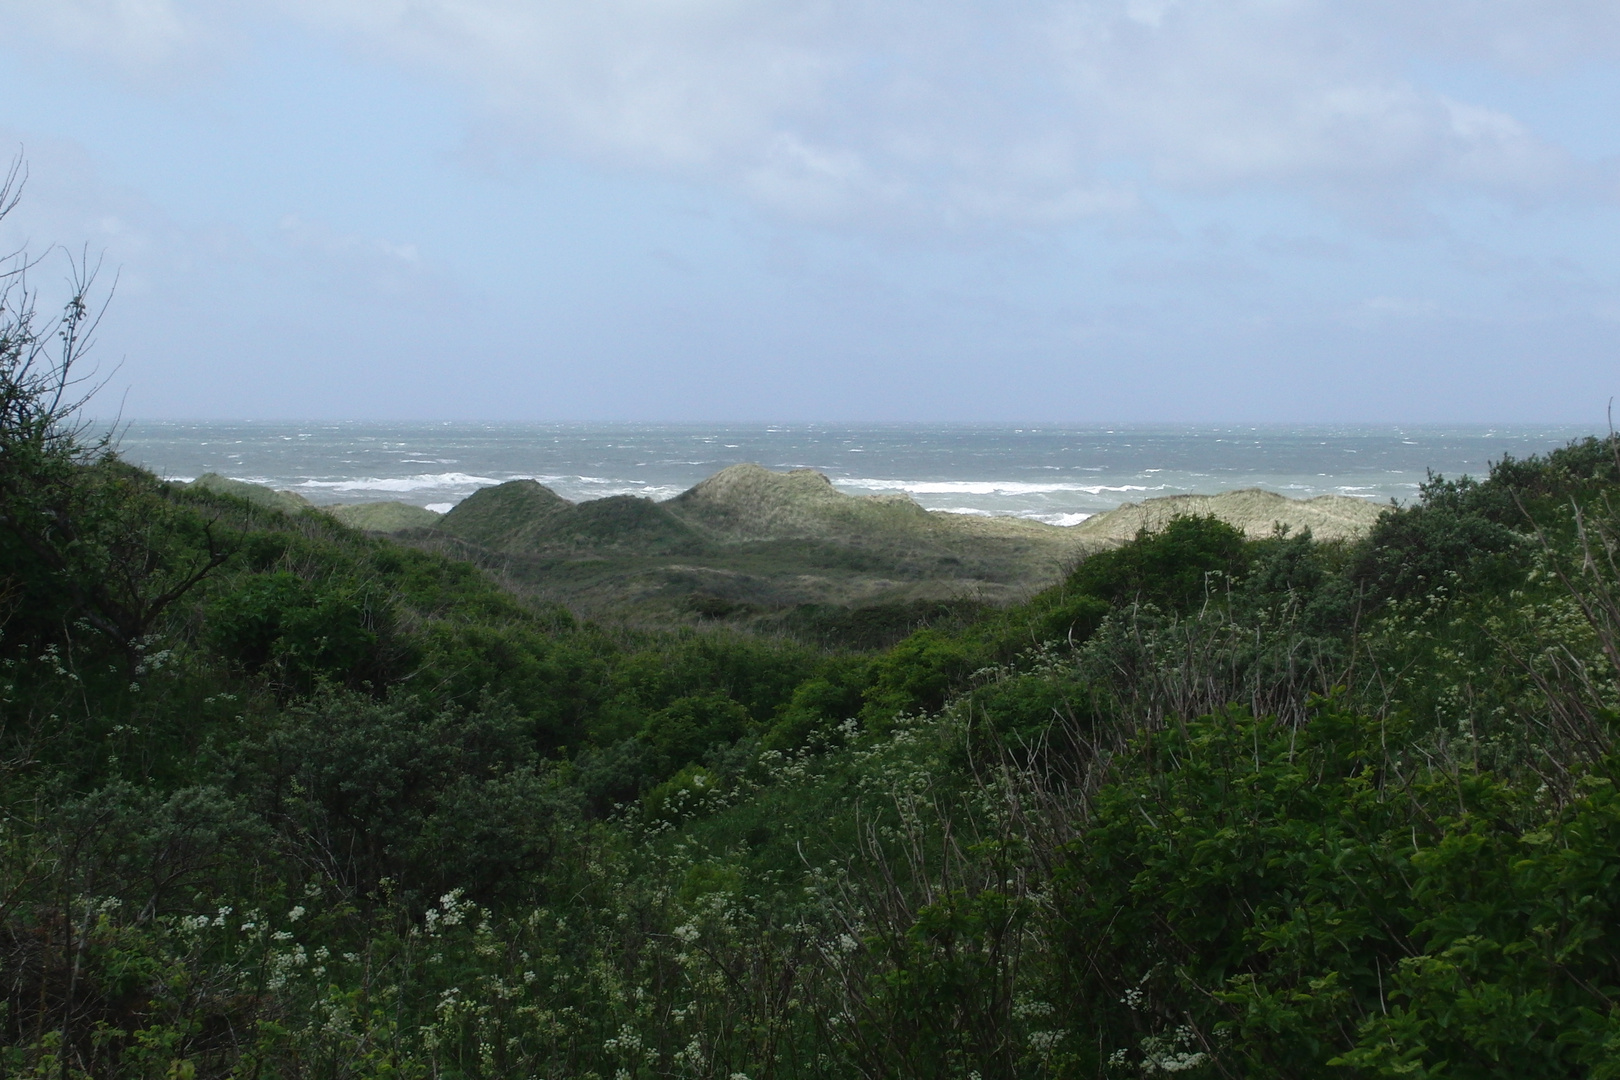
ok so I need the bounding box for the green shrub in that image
[640,691,754,771]
[1068,514,1251,613]
[861,628,978,725]
[763,670,869,751]
[206,572,383,689]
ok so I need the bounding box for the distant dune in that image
[325,501,442,532]
[1072,488,1385,543]
[186,473,312,515]
[182,465,1389,636]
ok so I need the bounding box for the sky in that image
[1,1,1618,423]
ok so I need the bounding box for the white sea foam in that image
[295,472,501,493]
[837,478,1166,497]
[425,503,453,514]
[115,423,1571,522]
[932,506,1092,526]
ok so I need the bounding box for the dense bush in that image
[1068,513,1251,613]
[10,362,1620,1078]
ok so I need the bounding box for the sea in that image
[113,422,1596,526]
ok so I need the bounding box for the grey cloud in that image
[9,0,1617,226]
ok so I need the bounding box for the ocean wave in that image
[837,478,1167,497]
[931,506,1093,526]
[294,472,502,493]
[520,478,688,502]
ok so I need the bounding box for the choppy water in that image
[113,422,1595,526]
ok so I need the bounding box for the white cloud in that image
[0,0,225,78]
[6,0,1616,225]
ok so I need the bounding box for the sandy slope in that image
[1071,488,1384,543]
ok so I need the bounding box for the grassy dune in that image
[407,464,1382,638]
[191,465,1386,642]
[1073,486,1384,542]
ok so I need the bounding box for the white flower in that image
[1151,1051,1208,1073]
[439,889,467,925]
[1028,1030,1066,1053]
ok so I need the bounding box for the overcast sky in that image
[2,1,1618,422]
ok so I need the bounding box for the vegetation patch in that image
[7,206,1620,1073]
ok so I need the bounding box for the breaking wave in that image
[837,478,1168,497]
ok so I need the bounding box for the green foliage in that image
[13,421,1620,1077]
[862,628,978,724]
[1051,707,1620,1076]
[763,667,868,751]
[226,689,577,902]
[1067,513,1251,613]
[1352,482,1526,602]
[1488,433,1620,506]
[206,571,383,689]
[640,691,753,770]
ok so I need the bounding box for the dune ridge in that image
[1072,487,1383,543]
[186,464,1388,630]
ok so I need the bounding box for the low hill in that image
[172,468,1388,642]
[439,482,708,555]
[1072,487,1383,543]
[667,463,935,542]
[185,473,312,515]
[325,501,443,532]
[411,465,1387,640]
[414,465,1102,634]
[181,477,441,533]
[435,479,573,547]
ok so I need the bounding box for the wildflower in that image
[1028,1030,1065,1053]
